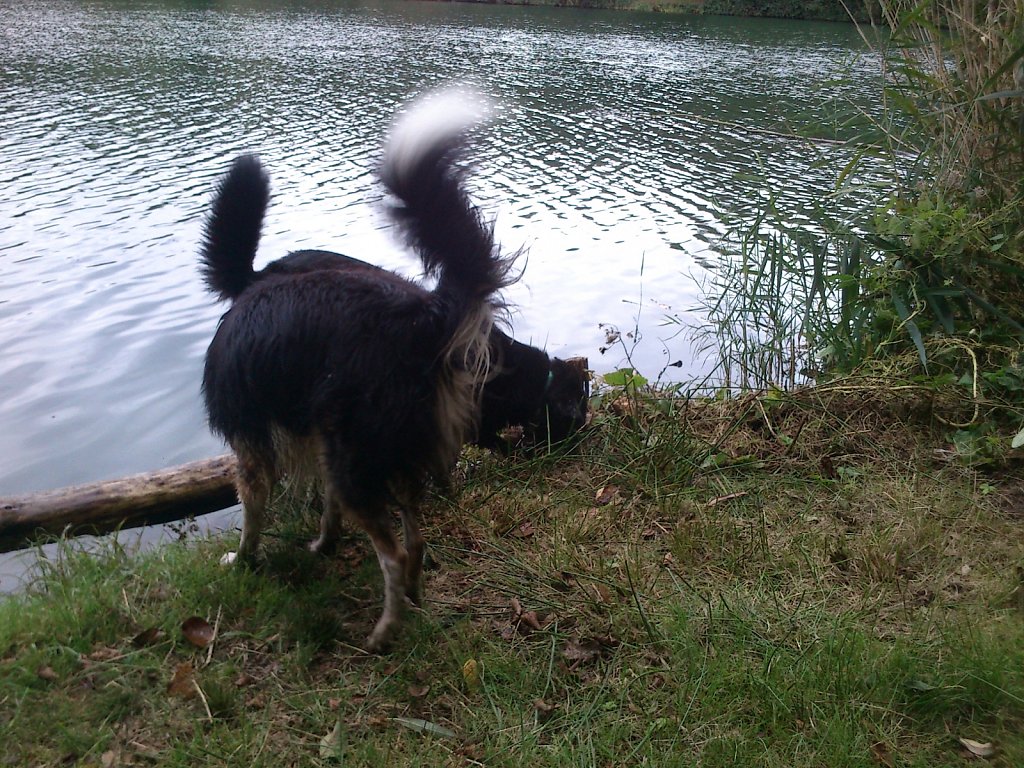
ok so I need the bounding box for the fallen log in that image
[0,454,239,554]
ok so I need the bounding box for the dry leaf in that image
[594,485,618,506]
[234,673,254,687]
[319,720,344,760]
[820,455,838,479]
[519,610,543,631]
[706,491,748,508]
[408,683,430,698]
[552,572,573,592]
[167,661,196,699]
[181,616,215,648]
[101,749,117,768]
[510,597,543,631]
[958,737,995,758]
[533,698,557,721]
[462,658,481,691]
[512,521,535,538]
[36,665,58,682]
[88,646,122,662]
[131,627,166,647]
[870,741,895,768]
[563,639,602,665]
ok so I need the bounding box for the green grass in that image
[2,392,1023,766]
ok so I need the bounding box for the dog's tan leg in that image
[309,488,343,555]
[399,506,425,606]
[222,449,272,567]
[353,512,408,652]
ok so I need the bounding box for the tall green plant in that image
[865,0,1024,358]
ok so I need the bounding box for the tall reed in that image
[697,0,1024,392]
[876,0,1024,199]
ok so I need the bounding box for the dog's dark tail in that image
[199,154,270,302]
[380,89,515,331]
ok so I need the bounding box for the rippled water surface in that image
[0,0,879,501]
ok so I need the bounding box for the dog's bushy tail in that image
[199,154,270,302]
[380,88,515,326]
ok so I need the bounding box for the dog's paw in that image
[220,551,239,567]
[404,583,424,608]
[307,536,336,556]
[363,617,401,654]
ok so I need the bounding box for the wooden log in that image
[0,454,239,554]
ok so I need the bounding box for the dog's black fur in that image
[254,249,589,451]
[200,95,515,650]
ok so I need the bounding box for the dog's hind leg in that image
[309,482,343,555]
[221,447,273,567]
[349,507,408,652]
[399,506,425,606]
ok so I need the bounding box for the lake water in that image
[0,0,880,582]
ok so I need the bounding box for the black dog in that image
[200,92,515,650]
[257,250,590,451]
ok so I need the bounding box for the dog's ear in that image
[566,357,590,380]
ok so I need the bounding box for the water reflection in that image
[0,1,879,504]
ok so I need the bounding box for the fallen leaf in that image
[181,616,215,648]
[36,665,58,682]
[870,741,895,768]
[462,658,481,691]
[533,698,557,721]
[510,597,543,631]
[594,485,618,506]
[563,639,602,665]
[592,583,613,604]
[552,571,574,592]
[820,455,838,479]
[234,673,254,687]
[393,717,456,739]
[319,720,344,760]
[131,627,166,647]
[958,737,995,758]
[408,684,430,698]
[328,697,341,711]
[88,646,122,662]
[706,491,748,508]
[519,610,543,631]
[167,661,196,699]
[101,749,117,768]
[512,521,535,538]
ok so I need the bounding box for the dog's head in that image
[480,332,590,450]
[530,355,590,446]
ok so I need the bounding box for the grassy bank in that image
[2,385,1023,766]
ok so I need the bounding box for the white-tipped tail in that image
[382,86,493,188]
